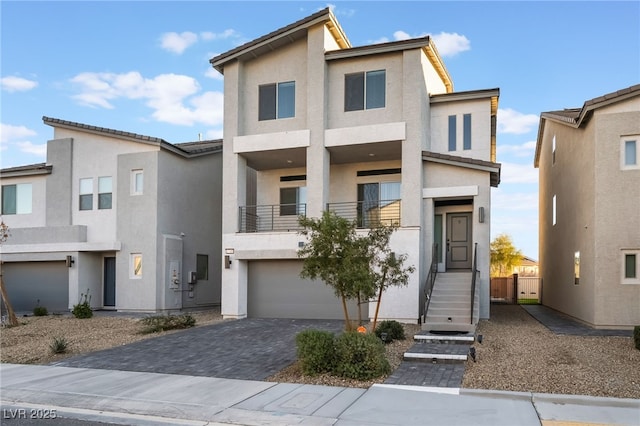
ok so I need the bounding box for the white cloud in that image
[200,29,237,41]
[500,162,539,184]
[324,4,355,17]
[0,123,37,143]
[70,71,223,127]
[393,30,411,41]
[1,76,38,92]
[16,141,47,157]
[498,108,539,135]
[430,32,470,57]
[497,140,537,158]
[160,31,198,54]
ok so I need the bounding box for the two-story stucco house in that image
[534,85,640,329]
[211,8,500,328]
[0,117,222,313]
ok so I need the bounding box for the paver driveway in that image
[51,318,345,381]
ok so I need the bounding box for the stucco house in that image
[211,8,501,328]
[0,117,222,313]
[534,84,640,329]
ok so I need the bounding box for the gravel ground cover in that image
[1,304,638,399]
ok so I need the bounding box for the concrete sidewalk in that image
[2,364,638,426]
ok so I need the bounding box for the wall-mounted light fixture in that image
[478,207,485,223]
[225,248,234,255]
[66,255,75,268]
[224,255,232,269]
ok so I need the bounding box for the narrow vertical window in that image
[463,114,472,150]
[277,81,295,118]
[625,254,637,279]
[131,170,143,195]
[574,251,580,285]
[365,70,385,109]
[98,176,112,209]
[345,73,365,111]
[131,253,142,278]
[625,140,637,166]
[552,135,556,165]
[552,195,557,226]
[196,254,209,280]
[448,115,457,151]
[79,178,93,210]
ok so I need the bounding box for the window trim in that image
[621,138,639,170]
[622,250,640,284]
[344,70,386,112]
[131,170,143,195]
[258,81,295,121]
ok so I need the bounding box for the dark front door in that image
[104,257,116,307]
[446,212,472,269]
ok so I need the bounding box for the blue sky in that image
[1,1,639,258]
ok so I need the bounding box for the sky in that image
[1,1,639,259]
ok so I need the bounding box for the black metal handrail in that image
[470,242,479,324]
[326,199,401,228]
[423,242,439,321]
[238,204,306,233]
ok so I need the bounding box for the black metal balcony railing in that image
[239,204,306,233]
[327,200,401,228]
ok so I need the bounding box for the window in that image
[259,81,295,120]
[131,170,143,195]
[552,195,557,226]
[552,135,556,165]
[448,115,457,151]
[622,251,640,284]
[196,254,208,280]
[280,187,307,216]
[463,114,472,150]
[79,178,93,210]
[345,70,385,111]
[622,139,638,169]
[98,176,112,210]
[357,181,401,227]
[574,251,580,285]
[131,253,142,278]
[1,183,32,215]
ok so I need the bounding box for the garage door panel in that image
[248,260,363,320]
[3,262,69,313]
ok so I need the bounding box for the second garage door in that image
[248,260,363,320]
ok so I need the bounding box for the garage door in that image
[248,260,363,320]
[2,261,68,313]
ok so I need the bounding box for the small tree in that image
[0,219,19,327]
[298,211,371,331]
[490,233,524,277]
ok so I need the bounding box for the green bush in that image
[33,304,48,317]
[374,320,405,343]
[333,331,391,380]
[634,326,640,350]
[50,336,69,354]
[140,314,196,334]
[72,290,93,319]
[295,329,336,375]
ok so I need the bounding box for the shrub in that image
[374,320,405,343]
[295,329,335,375]
[33,300,48,317]
[72,290,93,319]
[140,314,196,334]
[50,336,69,354]
[333,331,391,380]
[634,326,640,350]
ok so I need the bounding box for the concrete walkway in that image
[2,363,639,425]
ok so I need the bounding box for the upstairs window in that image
[280,187,306,216]
[79,178,93,210]
[1,183,32,215]
[552,194,557,226]
[622,139,638,169]
[131,170,143,195]
[259,81,295,120]
[463,114,472,150]
[345,70,385,111]
[552,135,556,165]
[98,176,112,210]
[448,115,457,151]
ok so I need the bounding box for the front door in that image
[446,212,472,269]
[104,257,116,307]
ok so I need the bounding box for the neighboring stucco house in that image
[0,117,222,313]
[513,256,539,277]
[534,84,640,329]
[211,8,500,326]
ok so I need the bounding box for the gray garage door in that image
[248,260,363,320]
[2,261,68,314]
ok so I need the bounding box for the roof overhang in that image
[0,163,52,178]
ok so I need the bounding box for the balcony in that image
[239,204,306,233]
[327,200,401,228]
